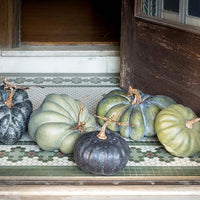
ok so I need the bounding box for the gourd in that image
[0,77,33,144]
[74,117,130,175]
[96,87,176,140]
[155,104,200,157]
[28,93,96,154]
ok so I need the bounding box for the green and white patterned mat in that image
[0,73,200,177]
[1,136,200,177]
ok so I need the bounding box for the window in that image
[143,0,157,16]
[164,0,179,13]
[187,0,200,26]
[142,0,200,27]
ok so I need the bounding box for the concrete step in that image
[0,45,120,73]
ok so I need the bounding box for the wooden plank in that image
[0,176,200,187]
[133,19,200,114]
[120,0,135,88]
[0,0,21,48]
[0,185,200,200]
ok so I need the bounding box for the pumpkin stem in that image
[97,115,115,140]
[4,87,14,108]
[185,118,200,129]
[3,77,15,108]
[94,115,134,127]
[127,87,143,105]
[72,95,89,133]
[3,77,44,109]
[95,115,134,140]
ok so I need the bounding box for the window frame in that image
[135,0,200,35]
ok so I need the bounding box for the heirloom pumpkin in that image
[155,104,200,157]
[96,87,176,140]
[28,93,96,154]
[0,77,33,144]
[74,118,130,175]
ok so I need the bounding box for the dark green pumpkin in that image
[96,87,176,140]
[74,125,130,175]
[155,104,200,157]
[74,117,130,175]
[0,85,33,144]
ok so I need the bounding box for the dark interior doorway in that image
[21,0,121,45]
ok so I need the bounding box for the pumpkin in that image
[155,104,200,157]
[0,77,33,144]
[96,87,176,140]
[28,93,96,154]
[73,119,130,175]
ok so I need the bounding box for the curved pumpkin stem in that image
[97,120,109,140]
[95,115,134,140]
[3,77,44,109]
[127,87,143,105]
[97,115,115,140]
[72,95,89,133]
[3,77,15,109]
[4,87,14,108]
[95,115,134,127]
[185,118,200,129]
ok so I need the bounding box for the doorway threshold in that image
[0,45,120,74]
[1,45,120,57]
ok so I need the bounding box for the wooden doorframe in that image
[120,0,135,89]
[0,0,121,48]
[0,0,21,49]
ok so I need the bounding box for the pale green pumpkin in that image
[28,93,96,154]
[96,87,176,141]
[155,104,200,157]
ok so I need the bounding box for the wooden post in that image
[0,0,21,49]
[120,0,135,89]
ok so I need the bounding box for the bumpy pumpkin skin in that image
[96,88,176,140]
[74,130,130,175]
[155,104,200,157]
[28,93,96,154]
[0,86,33,144]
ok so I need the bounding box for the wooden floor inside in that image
[21,0,121,45]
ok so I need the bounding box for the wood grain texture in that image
[21,0,121,45]
[134,19,200,114]
[1,185,200,200]
[120,3,200,114]
[0,0,21,48]
[120,0,135,88]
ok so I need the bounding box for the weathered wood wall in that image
[0,0,21,48]
[120,0,135,88]
[120,0,200,115]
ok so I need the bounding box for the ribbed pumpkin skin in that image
[0,86,33,144]
[96,88,176,140]
[74,130,130,175]
[155,104,200,157]
[28,93,96,154]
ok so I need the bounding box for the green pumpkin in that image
[28,93,96,154]
[96,87,176,140]
[155,104,200,157]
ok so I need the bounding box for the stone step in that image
[0,45,120,73]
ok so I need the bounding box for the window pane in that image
[143,0,157,16]
[164,0,179,13]
[188,0,200,17]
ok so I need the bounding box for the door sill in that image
[1,44,120,57]
[0,45,120,73]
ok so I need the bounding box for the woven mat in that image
[0,73,200,177]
